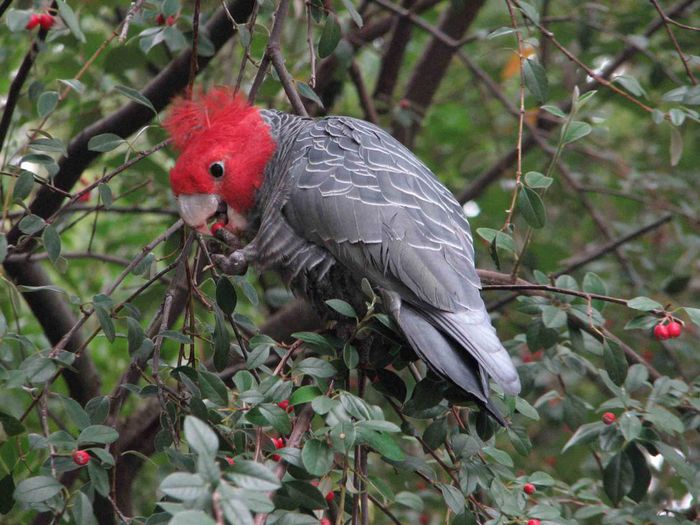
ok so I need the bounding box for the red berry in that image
[39,14,54,30]
[320,519,331,525]
[399,99,411,109]
[166,15,176,26]
[527,520,541,525]
[278,399,290,410]
[210,221,225,236]
[225,456,235,466]
[325,491,335,502]
[653,323,669,340]
[272,437,285,449]
[26,14,40,30]
[272,453,281,461]
[523,483,536,495]
[155,13,166,25]
[419,514,429,525]
[311,480,320,487]
[71,450,90,466]
[602,412,616,425]
[666,321,682,338]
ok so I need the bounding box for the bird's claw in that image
[212,251,248,275]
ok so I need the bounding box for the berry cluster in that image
[26,13,54,30]
[155,13,177,26]
[271,436,285,461]
[653,319,682,340]
[277,399,294,413]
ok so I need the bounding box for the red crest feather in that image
[164,87,255,151]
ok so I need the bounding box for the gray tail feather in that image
[394,304,506,425]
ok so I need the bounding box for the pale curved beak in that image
[177,194,220,234]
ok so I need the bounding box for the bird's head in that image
[164,87,276,234]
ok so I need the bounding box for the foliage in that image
[0,0,699,524]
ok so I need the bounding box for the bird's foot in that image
[212,250,249,275]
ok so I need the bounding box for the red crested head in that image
[164,87,276,223]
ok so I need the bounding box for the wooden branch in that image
[390,0,486,146]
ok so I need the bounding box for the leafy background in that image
[0,0,699,524]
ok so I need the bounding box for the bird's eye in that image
[209,161,225,178]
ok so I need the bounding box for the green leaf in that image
[343,343,359,369]
[13,170,34,202]
[126,317,144,356]
[302,439,334,476]
[160,472,208,501]
[6,10,31,32]
[213,307,231,371]
[0,234,6,264]
[87,133,124,152]
[98,183,110,208]
[294,357,336,379]
[296,82,324,108]
[113,85,156,114]
[325,299,356,318]
[13,476,63,503]
[518,1,539,24]
[18,214,46,235]
[37,91,58,118]
[562,422,604,453]
[57,0,86,42]
[216,277,238,315]
[184,416,219,457]
[482,446,513,467]
[330,420,355,453]
[618,413,641,442]
[292,332,334,350]
[318,14,341,58]
[257,404,292,435]
[356,428,404,461]
[603,340,628,386]
[626,443,651,502]
[217,483,254,525]
[517,186,546,228]
[340,0,363,27]
[523,59,549,103]
[645,406,684,434]
[438,483,465,515]
[78,425,118,445]
[614,74,646,98]
[87,461,109,496]
[583,272,607,311]
[71,491,97,525]
[603,452,633,506]
[289,385,322,406]
[42,225,61,264]
[541,105,567,118]
[30,138,66,155]
[562,121,592,144]
[627,296,663,311]
[198,370,228,406]
[0,411,25,437]
[61,397,91,430]
[395,491,423,512]
[684,307,700,328]
[170,510,216,525]
[227,460,281,491]
[94,304,115,343]
[524,171,553,189]
[541,305,566,329]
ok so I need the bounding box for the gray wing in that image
[282,117,482,311]
[281,117,520,396]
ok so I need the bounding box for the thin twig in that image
[119,0,147,42]
[649,0,697,85]
[502,0,527,231]
[188,0,202,96]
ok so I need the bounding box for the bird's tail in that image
[393,304,507,425]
